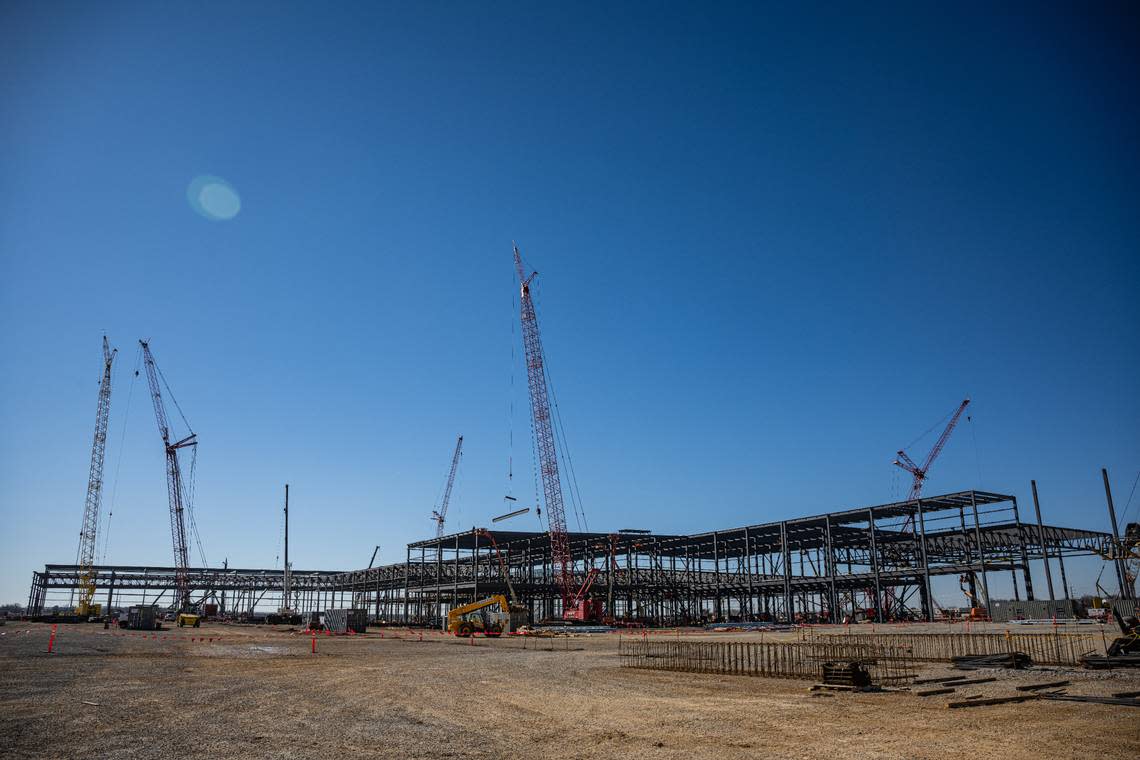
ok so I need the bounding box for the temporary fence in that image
[618,638,917,684]
[811,631,1101,666]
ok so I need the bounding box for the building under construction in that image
[28,488,1124,625]
[32,249,1136,626]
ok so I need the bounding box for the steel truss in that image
[28,491,1113,624]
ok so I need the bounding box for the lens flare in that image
[187,175,241,221]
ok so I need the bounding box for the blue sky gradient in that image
[2,3,1138,604]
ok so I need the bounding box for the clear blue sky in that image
[2,3,1137,606]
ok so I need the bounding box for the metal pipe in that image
[1102,468,1132,600]
[969,491,991,613]
[1030,481,1056,600]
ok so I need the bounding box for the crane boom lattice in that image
[894,398,971,501]
[432,435,464,537]
[139,340,197,612]
[75,336,117,615]
[514,244,574,608]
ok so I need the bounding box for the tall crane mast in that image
[893,398,971,500]
[432,435,464,537]
[139,340,198,612]
[514,244,575,609]
[75,336,117,616]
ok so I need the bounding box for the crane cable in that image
[1121,469,1140,524]
[154,356,208,568]
[100,344,141,564]
[967,403,983,488]
[528,282,588,533]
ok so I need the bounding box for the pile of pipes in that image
[952,652,1032,670]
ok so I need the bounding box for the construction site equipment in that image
[1015,681,1070,691]
[514,245,602,623]
[275,483,298,623]
[882,398,971,619]
[821,662,872,688]
[951,653,1031,669]
[176,612,201,628]
[1081,605,1140,668]
[447,594,511,637]
[947,695,1037,709]
[893,399,971,501]
[74,337,117,618]
[1038,694,1140,707]
[493,507,530,523]
[324,608,367,633]
[475,529,519,605]
[619,638,917,684]
[815,630,1098,667]
[126,605,158,630]
[431,435,464,537]
[562,568,603,623]
[139,340,198,614]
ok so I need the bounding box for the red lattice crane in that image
[432,435,464,537]
[893,398,971,500]
[140,340,198,612]
[514,244,577,614]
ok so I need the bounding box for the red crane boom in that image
[893,398,971,501]
[514,244,575,610]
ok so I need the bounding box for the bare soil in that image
[1,622,1137,759]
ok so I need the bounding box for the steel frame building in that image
[27,490,1114,624]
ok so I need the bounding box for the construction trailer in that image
[27,489,1121,625]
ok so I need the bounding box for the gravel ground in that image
[1,622,1137,759]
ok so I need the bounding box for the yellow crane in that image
[74,337,116,619]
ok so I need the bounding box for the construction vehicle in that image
[514,246,605,625]
[878,398,970,619]
[447,594,511,637]
[74,337,117,618]
[1107,604,1140,657]
[176,611,201,628]
[563,568,604,622]
[958,573,988,620]
[140,341,202,628]
[1081,604,1140,669]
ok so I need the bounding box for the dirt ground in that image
[1,621,1137,759]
